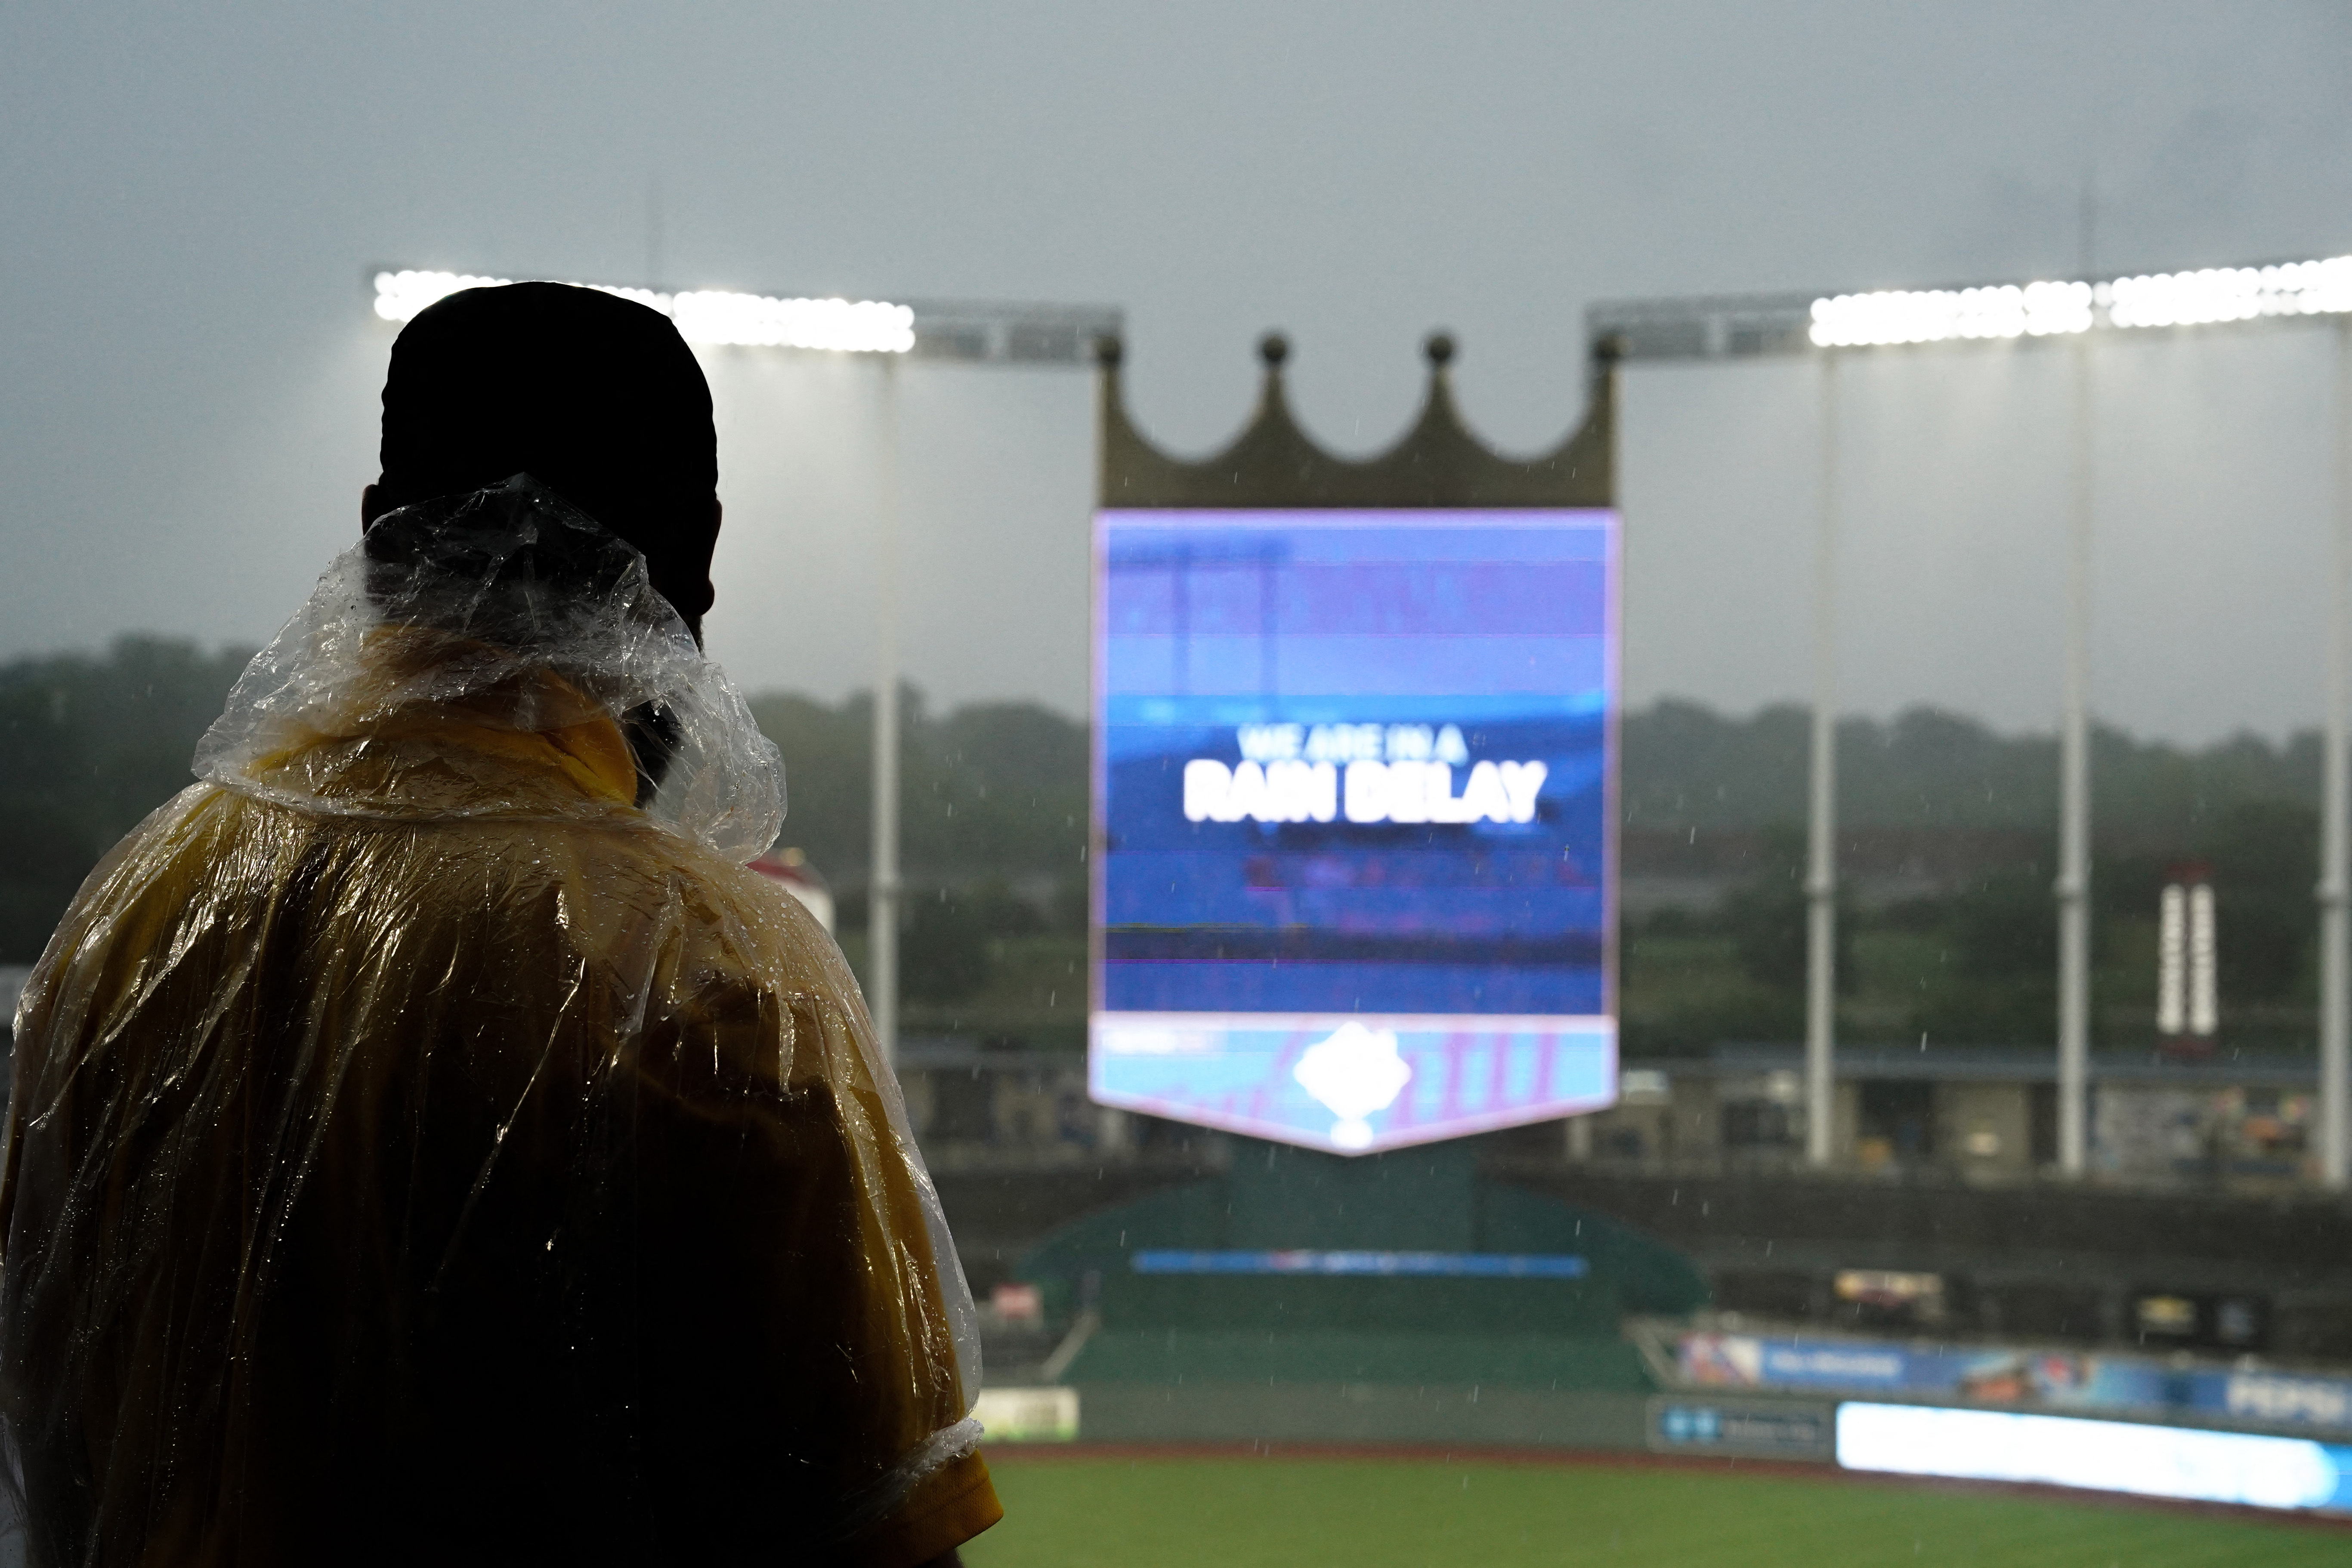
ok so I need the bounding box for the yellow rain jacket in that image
[0,480,997,1568]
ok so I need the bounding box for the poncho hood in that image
[194,475,783,861]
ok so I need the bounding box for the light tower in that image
[1592,252,2352,1182]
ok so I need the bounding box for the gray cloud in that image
[4,1,2349,741]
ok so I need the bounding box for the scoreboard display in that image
[1090,508,1620,1154]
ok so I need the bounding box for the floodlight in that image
[1806,257,2352,349]
[371,269,914,354]
[2105,257,2352,330]
[1809,281,2091,348]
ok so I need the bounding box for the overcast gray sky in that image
[6,3,2351,741]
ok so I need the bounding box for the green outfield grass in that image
[965,1452,2343,1568]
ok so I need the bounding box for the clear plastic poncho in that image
[0,478,987,1568]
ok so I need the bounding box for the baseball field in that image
[965,1451,2346,1567]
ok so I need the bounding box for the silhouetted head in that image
[365,281,722,638]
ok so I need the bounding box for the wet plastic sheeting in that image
[0,479,980,1564]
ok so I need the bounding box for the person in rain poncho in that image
[0,283,999,1568]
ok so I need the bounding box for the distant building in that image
[1585,1043,2314,1185]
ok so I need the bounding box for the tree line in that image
[0,642,2328,1025]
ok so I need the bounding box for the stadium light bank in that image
[1810,260,2352,347]
[1589,251,2352,1193]
[1589,253,2352,360]
[374,268,917,353]
[368,267,1121,1074]
[371,268,1121,364]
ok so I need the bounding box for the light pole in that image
[2056,333,2094,1177]
[1806,350,1840,1167]
[2327,318,2352,1189]
[370,269,1121,1071]
[870,356,903,1067]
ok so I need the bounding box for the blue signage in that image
[1131,1250,1589,1279]
[1090,509,1620,1154]
[1651,1398,1834,1459]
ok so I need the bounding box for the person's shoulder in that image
[62,781,259,920]
[692,848,862,1000]
[574,822,864,1009]
[17,782,291,1035]
[580,829,884,1078]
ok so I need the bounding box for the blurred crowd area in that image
[891,1046,2318,1191]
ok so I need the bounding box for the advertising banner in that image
[971,1386,1081,1444]
[1649,1396,1836,1461]
[1089,509,1619,1153]
[1678,1330,2352,1435]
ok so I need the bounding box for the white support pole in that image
[870,356,903,1069]
[1805,351,1840,1167]
[2057,336,2094,1177]
[2323,319,2352,1190]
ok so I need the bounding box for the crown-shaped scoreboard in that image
[1089,332,1623,1154]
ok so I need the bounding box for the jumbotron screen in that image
[1089,508,1620,1154]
